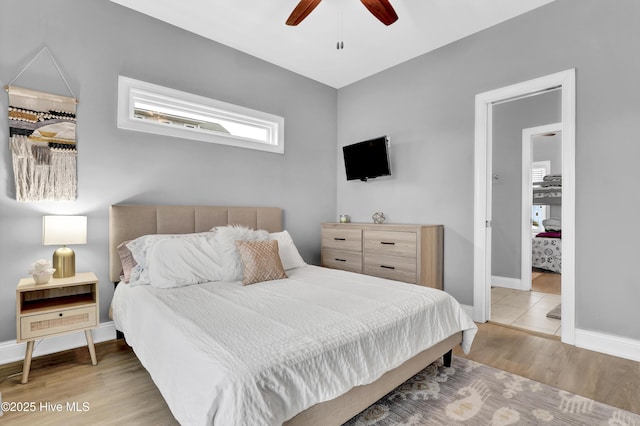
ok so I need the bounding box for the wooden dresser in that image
[321,223,444,289]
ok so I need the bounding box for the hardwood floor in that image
[453,323,640,415]
[531,269,561,295]
[1,324,638,424]
[0,340,178,425]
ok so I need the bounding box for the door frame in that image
[473,69,576,344]
[521,123,562,292]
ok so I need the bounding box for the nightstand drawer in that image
[364,231,417,257]
[322,249,362,273]
[364,253,417,283]
[322,228,362,251]
[20,306,97,341]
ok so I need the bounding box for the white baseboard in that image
[575,328,640,363]
[491,275,523,290]
[0,322,117,365]
[458,304,640,363]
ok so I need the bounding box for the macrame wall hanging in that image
[5,47,78,202]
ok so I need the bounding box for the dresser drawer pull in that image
[333,237,346,241]
[380,265,396,270]
[380,241,395,245]
[59,313,63,317]
[334,258,347,262]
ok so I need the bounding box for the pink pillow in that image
[117,240,136,283]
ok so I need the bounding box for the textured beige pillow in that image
[235,240,287,285]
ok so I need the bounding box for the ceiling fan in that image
[286,0,399,26]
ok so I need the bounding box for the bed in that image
[532,216,562,273]
[532,174,561,206]
[109,204,477,425]
[532,233,562,273]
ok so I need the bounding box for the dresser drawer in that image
[364,231,417,257]
[20,306,97,341]
[322,249,362,273]
[364,253,417,283]
[322,228,362,251]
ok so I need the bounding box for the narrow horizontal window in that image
[117,76,284,154]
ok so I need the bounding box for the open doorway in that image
[473,69,576,345]
[490,124,562,336]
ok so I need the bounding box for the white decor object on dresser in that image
[28,259,56,284]
[321,223,444,289]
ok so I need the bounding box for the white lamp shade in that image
[42,216,87,246]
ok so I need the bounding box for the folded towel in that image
[543,174,562,182]
[536,181,562,187]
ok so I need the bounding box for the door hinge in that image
[485,220,492,228]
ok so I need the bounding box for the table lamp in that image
[42,216,87,278]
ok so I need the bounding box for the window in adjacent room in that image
[117,76,284,154]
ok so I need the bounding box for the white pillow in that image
[269,230,306,270]
[126,232,215,286]
[147,237,222,288]
[211,225,270,281]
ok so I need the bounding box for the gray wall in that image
[491,91,561,279]
[533,134,562,174]
[338,0,640,339]
[0,0,337,342]
[3,0,640,346]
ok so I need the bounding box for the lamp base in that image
[52,247,75,278]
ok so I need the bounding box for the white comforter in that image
[112,265,476,425]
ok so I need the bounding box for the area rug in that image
[344,357,640,425]
[546,304,562,319]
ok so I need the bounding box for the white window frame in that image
[531,161,550,183]
[117,76,284,154]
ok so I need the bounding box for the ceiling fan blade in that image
[360,0,398,26]
[286,0,322,26]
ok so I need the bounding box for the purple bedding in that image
[536,231,561,239]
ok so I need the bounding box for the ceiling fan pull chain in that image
[336,9,344,50]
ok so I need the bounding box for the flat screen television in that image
[343,136,391,181]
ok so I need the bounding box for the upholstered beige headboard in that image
[109,205,283,282]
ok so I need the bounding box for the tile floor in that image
[490,287,561,336]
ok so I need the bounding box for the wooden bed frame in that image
[109,204,461,425]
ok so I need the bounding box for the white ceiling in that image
[110,0,555,89]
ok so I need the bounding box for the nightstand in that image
[16,271,99,384]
